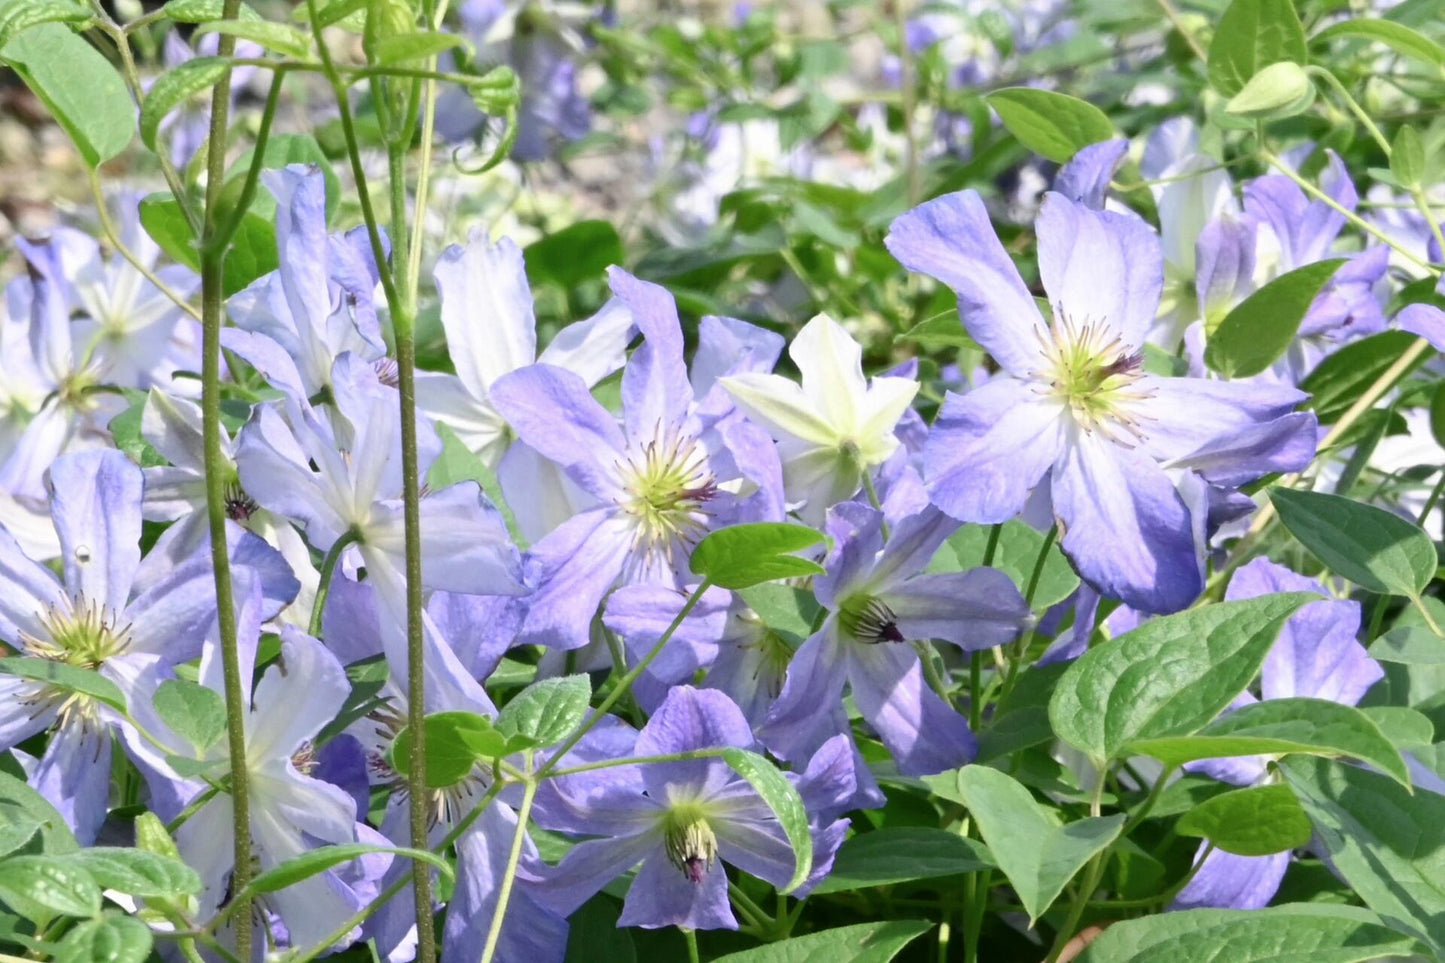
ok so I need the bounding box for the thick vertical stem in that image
[197,5,250,955]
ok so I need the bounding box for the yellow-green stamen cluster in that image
[22,597,133,670]
[1033,311,1151,445]
[663,802,719,884]
[618,426,718,576]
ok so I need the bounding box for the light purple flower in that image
[234,353,526,649]
[885,188,1318,612]
[489,268,782,650]
[222,165,387,402]
[758,501,1027,779]
[1171,557,1382,912]
[0,449,294,844]
[129,580,369,955]
[535,686,853,930]
[416,230,634,543]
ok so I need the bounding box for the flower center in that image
[838,594,905,644]
[1033,311,1151,445]
[22,596,132,670]
[663,802,718,884]
[617,426,718,573]
[223,479,259,521]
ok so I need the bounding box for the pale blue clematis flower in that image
[0,449,295,844]
[488,268,782,650]
[129,580,368,957]
[886,188,1318,612]
[234,353,527,665]
[534,686,854,931]
[415,230,634,543]
[756,500,1027,782]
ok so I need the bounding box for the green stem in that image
[1418,470,1445,528]
[309,528,363,637]
[203,69,287,256]
[1043,775,1108,963]
[1261,149,1433,271]
[195,0,250,953]
[534,579,713,781]
[684,930,701,963]
[728,883,776,933]
[86,168,200,322]
[891,0,919,206]
[1308,66,1391,155]
[479,763,538,963]
[302,4,430,957]
[981,523,1002,567]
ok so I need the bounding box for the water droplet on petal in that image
[74,546,91,564]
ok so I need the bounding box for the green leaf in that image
[1207,0,1309,97]
[428,423,525,549]
[935,521,1079,610]
[139,56,230,153]
[710,920,932,963]
[0,0,91,52]
[1372,625,1445,664]
[721,748,813,893]
[0,773,77,855]
[1128,697,1410,787]
[368,30,468,65]
[810,828,994,894]
[226,133,340,221]
[1286,756,1445,957]
[194,20,312,58]
[1269,488,1436,597]
[736,584,819,640]
[690,523,826,589]
[51,912,153,963]
[1176,783,1311,856]
[1223,60,1315,119]
[1314,18,1445,68]
[496,675,591,748]
[0,657,126,712]
[245,843,452,896]
[133,812,182,863]
[1050,593,1315,763]
[0,806,39,859]
[1077,903,1415,962]
[138,193,276,297]
[1204,260,1345,377]
[389,710,496,788]
[1302,331,1431,423]
[0,854,101,922]
[0,23,134,167]
[1361,705,1434,749]
[1391,125,1427,189]
[57,848,200,899]
[524,220,626,290]
[153,678,227,752]
[895,313,977,350]
[160,0,263,23]
[948,765,1124,923]
[985,87,1114,163]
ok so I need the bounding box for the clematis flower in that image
[488,268,782,650]
[0,238,123,508]
[139,387,320,627]
[222,165,387,403]
[886,188,1318,612]
[49,194,202,396]
[603,584,793,726]
[415,230,634,542]
[234,352,526,648]
[0,449,295,843]
[1171,558,1382,911]
[758,501,1028,779]
[321,575,569,963]
[535,686,854,930]
[129,580,368,956]
[1237,153,1389,382]
[719,313,918,523]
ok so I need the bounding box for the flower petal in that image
[885,190,1045,377]
[47,450,142,613]
[847,640,976,776]
[434,232,538,399]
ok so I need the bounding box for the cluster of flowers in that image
[0,94,1441,954]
